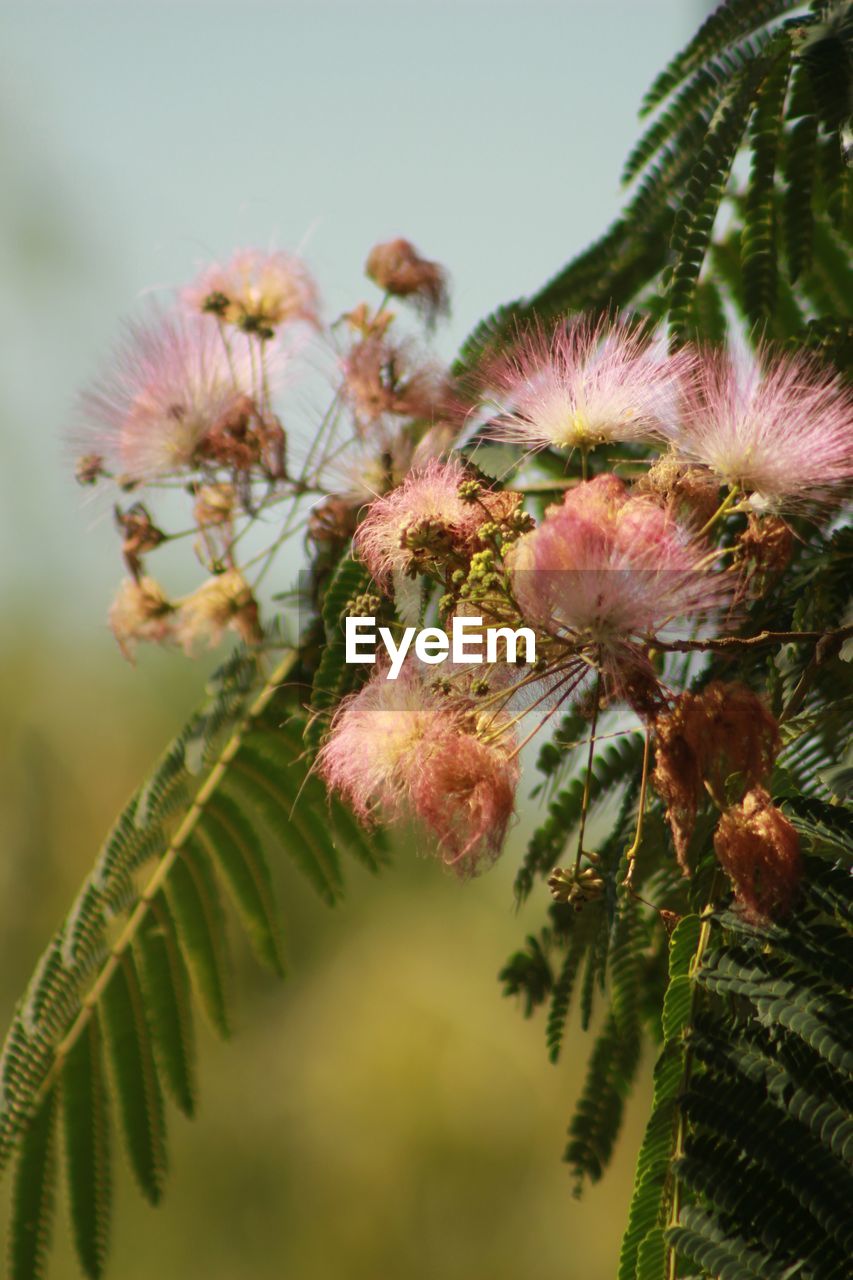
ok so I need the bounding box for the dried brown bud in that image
[714,787,801,921]
[365,238,449,327]
[114,502,166,578]
[653,682,780,872]
[75,453,105,486]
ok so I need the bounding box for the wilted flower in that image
[636,450,720,528]
[714,787,802,921]
[673,344,853,509]
[80,314,251,482]
[354,458,518,585]
[365,238,449,327]
[109,576,174,661]
[342,333,445,432]
[183,248,319,334]
[507,475,729,658]
[652,682,780,870]
[317,664,518,873]
[485,317,690,453]
[175,570,260,652]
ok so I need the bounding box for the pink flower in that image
[80,313,250,481]
[508,474,729,650]
[484,317,690,453]
[182,248,319,333]
[354,458,510,585]
[673,344,853,509]
[317,665,518,873]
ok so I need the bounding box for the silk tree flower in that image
[175,570,261,653]
[484,317,691,453]
[317,664,518,873]
[109,576,174,662]
[673,344,853,509]
[80,313,252,482]
[507,474,730,658]
[354,458,519,585]
[182,248,319,333]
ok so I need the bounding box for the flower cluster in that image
[76,258,852,900]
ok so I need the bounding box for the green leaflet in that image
[168,840,233,1039]
[669,56,772,343]
[196,793,286,976]
[101,951,167,1205]
[62,1017,110,1280]
[8,1089,58,1280]
[136,899,197,1117]
[563,1010,643,1188]
[742,43,792,322]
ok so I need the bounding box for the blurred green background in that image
[0,3,706,1276]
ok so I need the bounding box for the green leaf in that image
[635,1226,667,1280]
[101,952,166,1204]
[8,1089,58,1280]
[741,43,791,322]
[225,743,343,904]
[197,793,286,976]
[167,843,232,1039]
[564,1012,642,1189]
[669,57,771,342]
[136,898,197,1117]
[62,1017,110,1279]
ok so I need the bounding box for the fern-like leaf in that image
[640,0,802,114]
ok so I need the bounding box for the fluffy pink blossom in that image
[183,249,319,332]
[485,317,691,453]
[673,344,853,508]
[317,665,518,873]
[354,458,508,585]
[80,313,250,481]
[508,474,730,651]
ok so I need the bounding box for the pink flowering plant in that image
[4,6,853,1280]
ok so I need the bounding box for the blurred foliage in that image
[0,631,650,1279]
